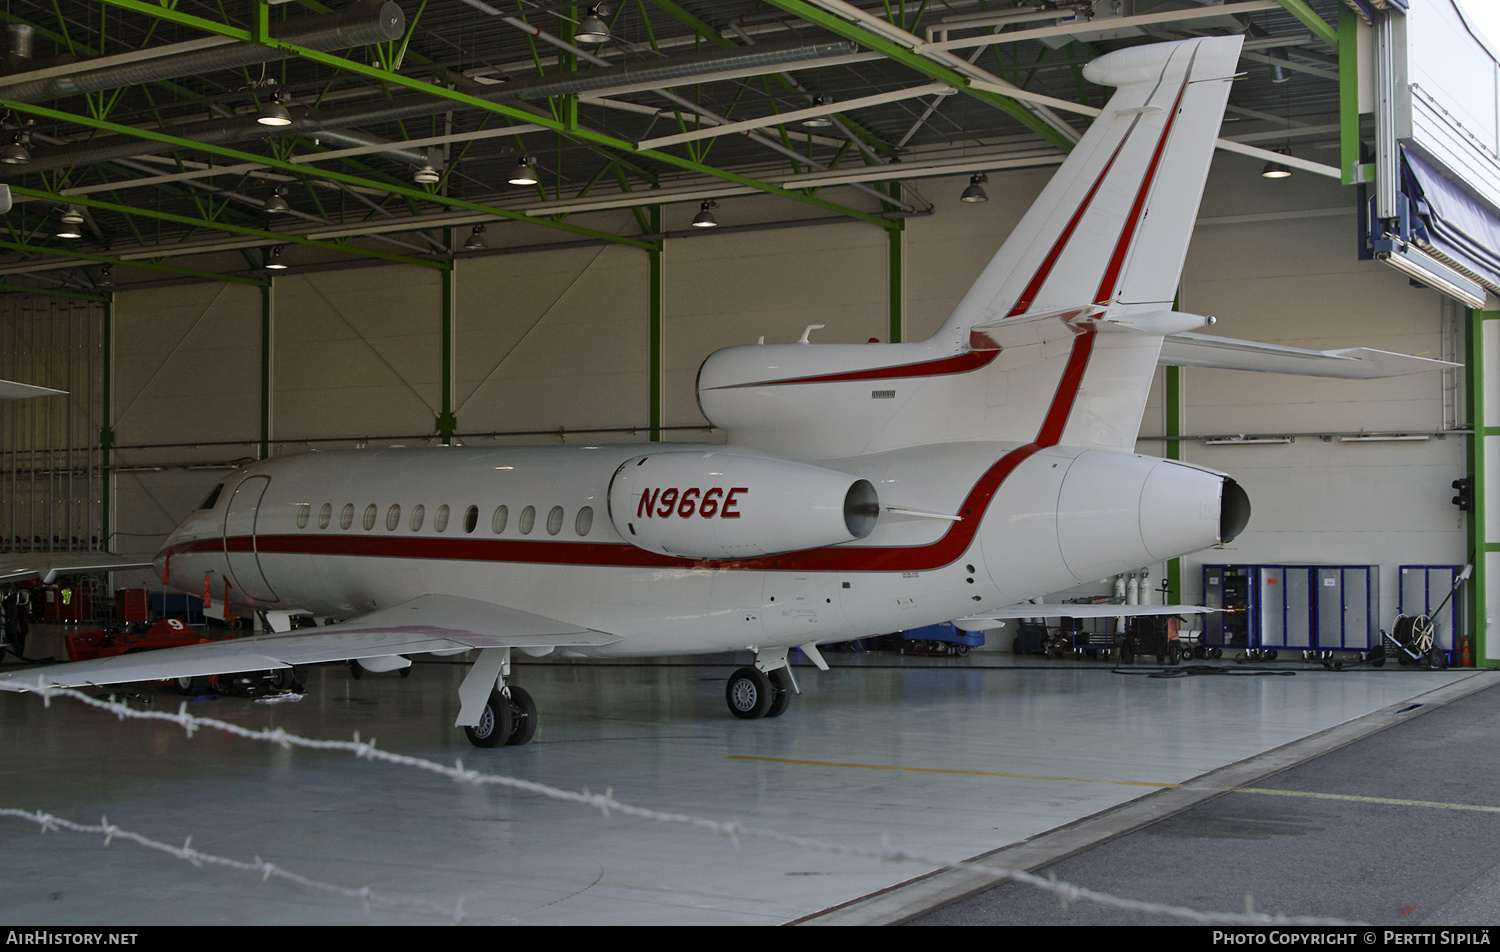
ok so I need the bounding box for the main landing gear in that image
[464,685,538,748]
[457,647,539,748]
[725,646,814,720]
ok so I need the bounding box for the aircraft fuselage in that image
[156,439,1233,656]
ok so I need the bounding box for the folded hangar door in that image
[223,475,279,603]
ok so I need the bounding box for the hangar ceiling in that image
[0,0,1343,294]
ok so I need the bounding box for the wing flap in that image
[0,594,620,691]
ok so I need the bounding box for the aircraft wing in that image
[0,378,65,400]
[0,553,157,585]
[1159,333,1459,378]
[953,603,1216,631]
[0,593,621,692]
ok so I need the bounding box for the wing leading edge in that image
[0,593,621,692]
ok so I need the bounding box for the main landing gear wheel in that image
[726,666,773,719]
[765,669,792,719]
[464,688,515,748]
[504,686,538,746]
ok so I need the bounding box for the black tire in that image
[1266,650,1278,661]
[765,669,792,719]
[464,689,515,748]
[1168,644,1181,666]
[504,686,538,745]
[175,675,210,695]
[348,659,363,679]
[1120,642,1134,665]
[1209,647,1223,660]
[726,666,773,719]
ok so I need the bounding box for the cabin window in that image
[197,484,224,510]
[492,505,508,534]
[318,503,332,529]
[518,505,536,535]
[575,506,594,536]
[464,505,478,533]
[296,503,310,529]
[410,504,425,532]
[363,504,377,531]
[341,504,355,530]
[546,506,564,536]
[434,505,450,532]
[385,504,401,531]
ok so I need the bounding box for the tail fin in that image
[697,37,1242,459]
[938,36,1242,344]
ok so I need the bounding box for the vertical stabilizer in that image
[938,36,1243,342]
[696,37,1243,459]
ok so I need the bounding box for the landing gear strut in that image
[458,648,539,748]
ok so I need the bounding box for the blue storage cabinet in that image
[1398,565,1466,661]
[1252,565,1380,654]
[1202,565,1253,650]
[1255,566,1315,652]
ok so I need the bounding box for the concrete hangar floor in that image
[1,625,1496,927]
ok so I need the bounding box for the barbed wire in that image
[5,683,1365,926]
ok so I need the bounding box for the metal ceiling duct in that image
[9,40,857,175]
[0,0,404,104]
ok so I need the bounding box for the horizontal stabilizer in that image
[1160,333,1459,378]
[0,594,620,692]
[953,603,1216,631]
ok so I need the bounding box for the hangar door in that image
[223,476,279,603]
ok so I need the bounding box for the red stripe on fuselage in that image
[1093,73,1191,304]
[165,326,1099,576]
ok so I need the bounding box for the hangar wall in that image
[6,157,1483,657]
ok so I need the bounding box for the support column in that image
[437,250,458,444]
[99,294,115,552]
[649,205,665,442]
[1165,364,1183,604]
[888,209,905,344]
[260,281,274,460]
[1469,307,1499,667]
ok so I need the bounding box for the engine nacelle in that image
[608,451,879,559]
[1055,451,1250,581]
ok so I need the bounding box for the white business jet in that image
[0,35,1453,746]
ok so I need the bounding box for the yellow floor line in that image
[728,757,1500,813]
[725,755,1182,788]
[1228,787,1500,813]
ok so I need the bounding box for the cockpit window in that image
[198,484,224,510]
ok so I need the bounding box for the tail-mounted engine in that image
[607,451,879,560]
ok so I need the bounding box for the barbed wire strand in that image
[5,683,1364,926]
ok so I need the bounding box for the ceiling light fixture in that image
[265,245,289,270]
[0,133,29,165]
[263,186,290,214]
[509,156,540,186]
[802,94,835,129]
[574,5,610,44]
[464,224,487,251]
[257,91,293,127]
[691,200,719,228]
[960,172,989,204]
[56,206,84,239]
[1261,153,1292,179]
